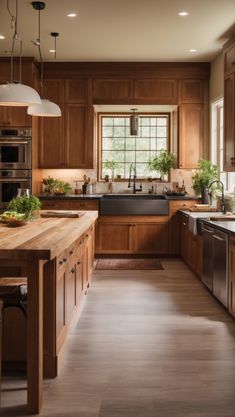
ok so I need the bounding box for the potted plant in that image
[148,150,176,181]
[192,159,219,203]
[103,160,119,181]
[7,195,42,222]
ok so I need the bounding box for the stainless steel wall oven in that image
[0,127,32,170]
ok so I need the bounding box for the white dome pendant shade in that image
[27,99,61,117]
[0,82,41,106]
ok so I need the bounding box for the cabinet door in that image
[66,263,76,323]
[224,74,235,171]
[179,103,203,169]
[65,104,93,168]
[229,237,235,317]
[180,215,189,262]
[76,255,83,301]
[134,79,177,103]
[0,106,30,127]
[43,79,64,104]
[92,79,133,101]
[133,222,169,254]
[95,221,132,254]
[180,80,204,103]
[56,271,66,341]
[65,79,88,103]
[39,105,65,168]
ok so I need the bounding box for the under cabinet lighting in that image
[67,13,77,17]
[189,49,197,52]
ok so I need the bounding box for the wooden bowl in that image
[6,219,28,227]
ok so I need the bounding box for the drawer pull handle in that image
[183,222,186,226]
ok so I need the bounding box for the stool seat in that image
[0,277,27,316]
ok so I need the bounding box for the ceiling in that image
[0,0,234,62]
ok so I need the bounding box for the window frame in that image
[97,112,171,181]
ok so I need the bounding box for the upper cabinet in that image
[92,79,133,102]
[43,79,65,104]
[65,79,88,103]
[224,40,235,171]
[179,103,204,169]
[180,79,204,103]
[134,79,178,103]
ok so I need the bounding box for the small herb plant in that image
[192,159,219,195]
[8,195,41,220]
[42,176,72,195]
[103,160,119,181]
[148,150,176,180]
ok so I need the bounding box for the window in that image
[98,114,170,180]
[211,99,235,192]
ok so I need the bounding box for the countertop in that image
[0,210,98,259]
[38,193,200,201]
[180,210,235,235]
[202,219,235,235]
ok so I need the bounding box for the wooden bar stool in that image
[0,278,27,317]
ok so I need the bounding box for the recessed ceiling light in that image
[67,13,77,17]
[49,49,55,53]
[178,11,189,16]
[189,49,197,53]
[0,35,5,40]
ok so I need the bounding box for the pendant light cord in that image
[7,0,23,83]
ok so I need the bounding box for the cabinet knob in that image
[183,222,186,226]
[77,260,81,265]
[69,250,74,255]
[70,267,75,274]
[63,257,67,262]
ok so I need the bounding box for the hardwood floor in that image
[2,258,235,417]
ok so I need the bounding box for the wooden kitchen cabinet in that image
[95,216,169,255]
[179,103,204,169]
[43,79,65,104]
[92,79,133,102]
[40,199,99,211]
[180,212,202,277]
[133,79,177,103]
[229,236,235,317]
[133,222,169,254]
[65,79,88,103]
[169,200,198,254]
[224,41,235,76]
[180,79,204,103]
[0,106,31,127]
[224,73,235,171]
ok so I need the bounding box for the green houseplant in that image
[192,159,219,203]
[148,150,176,181]
[8,195,42,220]
[103,160,119,181]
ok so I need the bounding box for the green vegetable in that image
[0,211,26,222]
[42,176,72,195]
[8,195,41,220]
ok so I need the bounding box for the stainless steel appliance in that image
[202,222,228,307]
[0,169,31,209]
[0,127,32,169]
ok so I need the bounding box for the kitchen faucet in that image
[128,163,142,194]
[208,180,226,214]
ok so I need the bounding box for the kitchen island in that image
[0,210,98,414]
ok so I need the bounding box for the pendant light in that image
[0,0,41,106]
[27,2,61,117]
[130,109,139,136]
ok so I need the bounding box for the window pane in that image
[100,115,169,179]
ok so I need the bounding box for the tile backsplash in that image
[41,168,195,195]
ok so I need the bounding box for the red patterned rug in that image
[95,258,164,270]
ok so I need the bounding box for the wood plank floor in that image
[2,258,235,417]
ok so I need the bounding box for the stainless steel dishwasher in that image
[202,222,228,307]
[213,228,228,307]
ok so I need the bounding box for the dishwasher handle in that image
[213,234,226,242]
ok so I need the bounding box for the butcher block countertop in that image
[0,210,98,260]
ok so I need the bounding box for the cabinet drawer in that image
[57,250,68,273]
[170,200,197,213]
[41,200,69,210]
[69,200,99,210]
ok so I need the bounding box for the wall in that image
[210,52,223,102]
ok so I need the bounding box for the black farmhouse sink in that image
[100,195,169,215]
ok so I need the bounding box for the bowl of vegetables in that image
[0,211,28,227]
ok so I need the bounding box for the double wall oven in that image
[0,128,32,209]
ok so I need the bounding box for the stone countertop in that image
[202,219,235,235]
[38,194,200,201]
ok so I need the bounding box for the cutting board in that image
[210,215,235,221]
[41,211,85,218]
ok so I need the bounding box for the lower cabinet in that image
[40,199,99,211]
[180,212,202,277]
[95,216,169,254]
[229,236,235,317]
